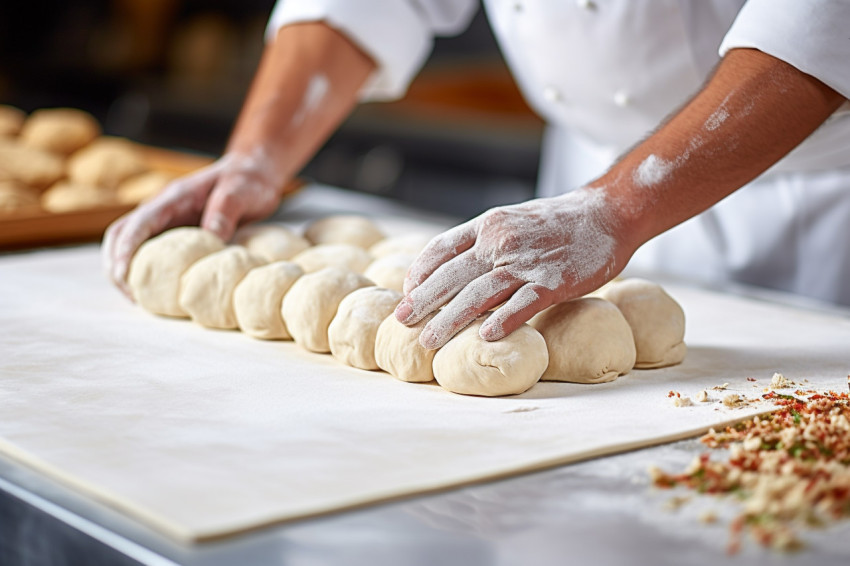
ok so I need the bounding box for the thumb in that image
[200,182,247,242]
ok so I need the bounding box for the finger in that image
[102,215,132,297]
[395,249,490,326]
[403,221,477,296]
[418,268,525,349]
[479,284,554,342]
[200,179,250,242]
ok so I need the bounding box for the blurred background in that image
[0,0,544,218]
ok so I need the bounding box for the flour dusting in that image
[290,74,330,128]
[633,154,675,188]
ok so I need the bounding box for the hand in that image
[393,187,633,349]
[102,149,286,298]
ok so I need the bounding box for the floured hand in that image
[102,150,286,298]
[394,187,633,349]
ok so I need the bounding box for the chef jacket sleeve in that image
[266,0,479,101]
[719,0,850,99]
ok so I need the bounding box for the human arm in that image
[397,47,846,349]
[103,22,375,296]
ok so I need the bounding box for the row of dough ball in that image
[0,105,171,214]
[127,219,686,397]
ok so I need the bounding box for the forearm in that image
[226,22,376,187]
[599,48,846,253]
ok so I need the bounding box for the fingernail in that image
[419,328,437,350]
[395,299,413,323]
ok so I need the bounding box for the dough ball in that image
[363,253,415,292]
[281,267,374,353]
[179,247,266,329]
[0,105,26,138]
[368,233,432,258]
[328,287,403,370]
[374,312,438,383]
[116,171,174,205]
[0,142,65,190]
[599,278,686,369]
[19,108,101,155]
[128,227,225,318]
[433,319,548,397]
[233,261,303,340]
[531,297,636,383]
[304,215,384,249]
[0,180,40,213]
[291,243,372,274]
[67,137,147,189]
[234,224,310,262]
[41,181,116,213]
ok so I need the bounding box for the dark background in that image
[0,0,544,218]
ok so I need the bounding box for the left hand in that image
[393,187,634,349]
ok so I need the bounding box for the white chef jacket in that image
[267,0,850,306]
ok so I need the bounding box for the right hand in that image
[102,150,287,298]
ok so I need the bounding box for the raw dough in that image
[433,319,548,397]
[67,137,147,189]
[328,287,403,370]
[291,244,372,274]
[117,171,174,205]
[363,253,415,293]
[281,267,374,353]
[368,233,432,258]
[20,108,100,155]
[233,224,310,262]
[531,297,636,383]
[41,181,116,213]
[233,261,303,340]
[128,227,226,318]
[0,105,26,138]
[374,312,438,383]
[0,141,65,190]
[599,278,687,369]
[0,180,40,213]
[304,215,384,249]
[179,247,266,329]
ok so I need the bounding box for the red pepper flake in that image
[651,388,850,554]
[747,377,757,382]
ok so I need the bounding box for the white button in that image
[613,90,631,108]
[543,86,562,104]
[576,0,597,10]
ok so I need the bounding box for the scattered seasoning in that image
[770,373,792,390]
[695,390,710,403]
[712,383,731,391]
[650,388,850,553]
[747,377,758,382]
[673,396,694,408]
[668,390,682,398]
[722,393,743,408]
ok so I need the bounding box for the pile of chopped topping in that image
[651,386,850,553]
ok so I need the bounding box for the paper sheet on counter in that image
[1,244,849,542]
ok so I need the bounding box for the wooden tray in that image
[0,145,214,251]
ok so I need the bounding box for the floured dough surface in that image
[328,287,403,370]
[117,171,174,205]
[433,319,548,397]
[179,247,266,329]
[67,137,147,189]
[368,233,432,258]
[0,142,65,190]
[281,267,374,353]
[600,278,686,369]
[291,244,372,274]
[304,215,384,249]
[363,253,415,293]
[531,297,636,383]
[0,105,26,138]
[41,181,116,213]
[233,261,303,340]
[374,312,438,383]
[234,224,310,262]
[20,108,101,155]
[128,227,226,318]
